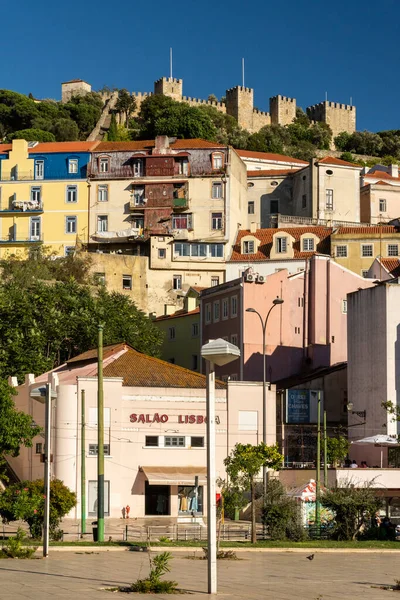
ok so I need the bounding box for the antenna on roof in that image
[242,58,245,87]
[170,47,173,79]
[350,96,353,106]
[325,91,328,102]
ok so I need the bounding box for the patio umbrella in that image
[351,435,400,468]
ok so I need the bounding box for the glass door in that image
[88,480,110,516]
[30,217,41,241]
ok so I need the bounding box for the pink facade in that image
[201,255,374,382]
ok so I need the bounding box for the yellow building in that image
[0,139,98,257]
[331,226,400,277]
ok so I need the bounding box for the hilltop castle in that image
[62,77,356,140]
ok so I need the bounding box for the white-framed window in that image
[326,189,333,210]
[165,436,185,447]
[379,198,387,213]
[34,160,44,180]
[97,215,108,232]
[276,237,287,253]
[35,442,43,454]
[65,216,77,234]
[133,158,144,177]
[210,244,223,258]
[168,327,176,341]
[68,158,78,174]
[122,274,132,290]
[303,238,314,251]
[231,333,238,346]
[88,480,110,517]
[388,244,399,257]
[211,276,219,287]
[158,248,166,259]
[65,246,75,256]
[177,158,189,175]
[248,201,255,214]
[222,298,229,320]
[231,295,238,318]
[30,186,41,203]
[212,153,224,169]
[173,274,182,290]
[362,270,369,278]
[191,354,199,370]
[132,216,144,229]
[361,244,373,257]
[30,217,41,240]
[172,214,192,230]
[192,323,199,337]
[66,185,78,203]
[88,444,110,456]
[132,186,144,205]
[205,303,212,324]
[243,240,255,254]
[191,243,207,257]
[211,212,223,230]
[336,245,347,258]
[174,242,190,257]
[95,272,106,285]
[97,184,108,202]
[212,182,223,199]
[342,299,348,314]
[213,300,220,322]
[99,156,109,173]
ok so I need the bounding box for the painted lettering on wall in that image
[129,414,220,425]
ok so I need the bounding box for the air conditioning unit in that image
[256,275,266,284]
[245,273,256,282]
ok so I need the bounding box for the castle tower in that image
[154,77,183,102]
[306,101,356,144]
[226,86,254,131]
[61,79,91,103]
[270,95,296,126]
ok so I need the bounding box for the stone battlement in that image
[132,91,153,99]
[154,77,183,85]
[182,96,225,109]
[253,108,270,117]
[307,101,354,111]
[226,86,253,94]
[270,94,295,103]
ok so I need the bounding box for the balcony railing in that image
[270,213,375,228]
[0,172,86,182]
[89,167,139,179]
[0,235,43,244]
[0,200,44,213]
[173,196,189,209]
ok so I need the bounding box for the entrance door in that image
[88,480,110,516]
[145,482,170,516]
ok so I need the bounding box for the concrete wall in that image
[332,231,400,278]
[226,259,306,282]
[361,184,400,224]
[248,173,294,229]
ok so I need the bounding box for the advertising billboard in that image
[286,390,323,424]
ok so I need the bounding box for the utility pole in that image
[97,324,105,542]
[323,410,328,488]
[43,383,51,558]
[315,392,321,530]
[81,389,86,535]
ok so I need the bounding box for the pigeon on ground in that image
[306,554,314,561]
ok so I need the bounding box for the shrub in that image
[0,528,37,559]
[262,479,305,541]
[129,551,178,594]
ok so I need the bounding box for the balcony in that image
[129,200,146,211]
[173,196,188,209]
[0,200,44,214]
[0,172,85,182]
[0,235,43,244]
[269,213,375,228]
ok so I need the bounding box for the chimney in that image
[7,376,18,387]
[250,222,259,233]
[164,304,175,316]
[25,374,35,386]
[154,135,170,154]
[389,164,399,178]
[185,295,197,312]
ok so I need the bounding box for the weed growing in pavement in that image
[0,528,37,558]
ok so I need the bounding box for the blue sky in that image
[4,0,399,132]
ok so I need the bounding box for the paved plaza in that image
[0,549,398,599]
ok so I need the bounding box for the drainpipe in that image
[86,179,92,245]
[303,258,309,359]
[326,258,331,353]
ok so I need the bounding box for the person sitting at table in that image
[361,461,368,468]
[350,459,358,468]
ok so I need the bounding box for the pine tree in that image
[108,113,118,141]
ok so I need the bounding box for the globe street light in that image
[246,298,284,507]
[201,338,240,595]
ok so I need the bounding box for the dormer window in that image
[243,240,255,254]
[275,237,287,253]
[99,157,109,173]
[212,152,224,170]
[303,238,315,251]
[68,158,78,174]
[133,158,144,177]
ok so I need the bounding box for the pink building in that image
[200,255,374,382]
[8,344,276,520]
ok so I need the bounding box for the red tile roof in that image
[67,342,128,364]
[95,139,226,152]
[235,149,308,165]
[334,226,398,235]
[381,258,400,278]
[230,227,332,261]
[318,156,361,167]
[247,169,300,178]
[154,307,200,322]
[0,141,99,154]
[364,170,400,182]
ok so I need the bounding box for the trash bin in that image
[92,521,98,542]
[234,508,240,521]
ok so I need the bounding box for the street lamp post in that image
[201,338,240,595]
[246,298,284,507]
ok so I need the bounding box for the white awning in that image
[140,466,207,486]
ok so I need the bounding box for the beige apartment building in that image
[85,137,248,315]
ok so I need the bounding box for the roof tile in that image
[318,156,361,167]
[380,258,400,278]
[247,169,300,177]
[235,149,308,165]
[335,226,398,235]
[95,139,226,152]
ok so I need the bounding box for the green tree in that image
[308,122,332,150]
[207,94,218,103]
[51,118,79,141]
[262,479,305,540]
[0,379,41,469]
[115,89,137,125]
[0,479,76,539]
[326,436,349,467]
[347,131,383,156]
[107,113,118,141]
[320,481,382,540]
[247,124,291,154]
[8,129,56,142]
[294,107,310,127]
[334,131,351,151]
[224,442,283,543]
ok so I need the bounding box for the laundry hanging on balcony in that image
[91,227,143,241]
